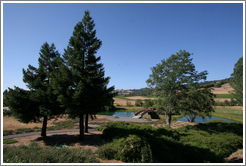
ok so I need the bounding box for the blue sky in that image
[2,2,244,91]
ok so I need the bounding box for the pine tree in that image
[21,42,63,137]
[230,57,243,106]
[53,10,115,139]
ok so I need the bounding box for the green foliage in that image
[3,142,99,163]
[177,121,243,159]
[3,130,14,136]
[146,50,213,127]
[97,144,117,160]
[215,94,234,98]
[97,121,243,163]
[142,99,154,108]
[135,99,143,107]
[113,135,152,163]
[230,57,243,106]
[3,139,18,144]
[52,10,116,138]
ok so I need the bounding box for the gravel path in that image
[3,117,158,140]
[3,124,100,140]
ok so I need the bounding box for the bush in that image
[230,98,238,106]
[135,99,143,107]
[142,99,154,108]
[113,134,152,163]
[224,100,230,106]
[3,139,18,144]
[97,144,117,160]
[3,130,14,136]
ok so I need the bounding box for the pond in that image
[97,111,135,117]
[177,116,235,123]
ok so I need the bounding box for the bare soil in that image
[210,83,234,94]
[3,115,108,131]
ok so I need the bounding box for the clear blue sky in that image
[2,2,244,91]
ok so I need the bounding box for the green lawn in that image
[212,107,243,123]
[215,94,234,98]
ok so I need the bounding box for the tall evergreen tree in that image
[53,10,115,139]
[230,57,243,106]
[21,42,63,137]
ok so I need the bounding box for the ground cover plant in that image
[3,142,99,163]
[96,121,243,163]
[3,139,18,144]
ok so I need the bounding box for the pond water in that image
[97,111,134,117]
[177,116,235,123]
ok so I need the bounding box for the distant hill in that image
[115,78,231,96]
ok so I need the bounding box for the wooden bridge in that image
[131,109,160,119]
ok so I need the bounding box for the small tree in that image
[146,50,213,127]
[230,57,243,106]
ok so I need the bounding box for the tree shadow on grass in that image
[33,132,104,147]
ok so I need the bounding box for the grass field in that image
[213,107,243,123]
[215,94,234,98]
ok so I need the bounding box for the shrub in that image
[224,100,230,106]
[3,139,18,144]
[135,99,143,107]
[113,134,152,163]
[230,98,238,106]
[3,142,99,163]
[97,144,117,160]
[142,99,154,108]
[3,130,14,136]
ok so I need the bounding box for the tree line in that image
[5,11,116,140]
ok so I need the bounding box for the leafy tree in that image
[146,50,213,126]
[179,88,215,122]
[9,42,64,137]
[53,10,115,139]
[142,99,154,109]
[230,57,243,106]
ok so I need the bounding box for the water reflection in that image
[97,111,134,117]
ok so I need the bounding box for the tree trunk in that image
[85,113,89,133]
[41,115,47,137]
[79,114,84,140]
[166,114,172,127]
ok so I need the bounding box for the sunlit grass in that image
[212,107,243,123]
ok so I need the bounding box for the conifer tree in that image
[230,57,243,106]
[21,42,63,137]
[53,10,115,139]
